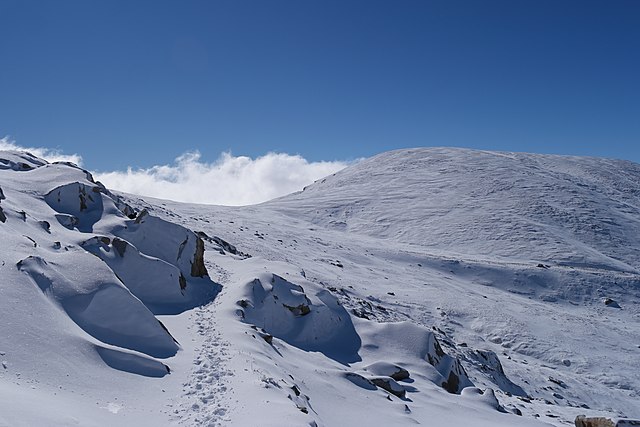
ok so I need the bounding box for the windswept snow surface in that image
[1,147,639,426]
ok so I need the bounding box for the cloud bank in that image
[0,138,348,206]
[95,151,347,206]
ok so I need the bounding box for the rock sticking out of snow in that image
[575,415,640,427]
[240,273,361,364]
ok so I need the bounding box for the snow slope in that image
[1,147,639,427]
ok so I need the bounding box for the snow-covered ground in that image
[1,147,639,426]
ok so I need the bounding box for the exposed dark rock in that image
[466,349,527,397]
[0,206,5,223]
[196,231,251,258]
[548,376,567,388]
[389,367,410,381]
[574,416,617,427]
[39,221,51,233]
[112,238,128,257]
[0,153,46,170]
[260,332,273,344]
[284,303,311,316]
[179,273,187,291]
[351,308,370,319]
[78,185,88,211]
[17,162,33,170]
[290,385,302,397]
[190,236,207,277]
[425,334,473,394]
[442,370,460,394]
[370,377,406,398]
[177,237,188,260]
[363,362,410,381]
[604,298,621,308]
[23,235,37,247]
[134,209,149,224]
[344,372,377,390]
[54,213,79,230]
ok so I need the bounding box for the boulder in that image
[575,416,640,427]
[370,376,406,398]
[364,361,410,381]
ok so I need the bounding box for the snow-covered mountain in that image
[1,147,638,427]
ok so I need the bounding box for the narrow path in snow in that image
[175,261,235,427]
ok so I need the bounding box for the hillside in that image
[1,148,639,426]
[270,147,640,271]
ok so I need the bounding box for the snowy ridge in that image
[1,147,639,426]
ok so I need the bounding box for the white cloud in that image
[0,137,84,166]
[0,137,348,205]
[95,151,348,206]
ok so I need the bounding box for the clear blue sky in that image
[1,0,639,170]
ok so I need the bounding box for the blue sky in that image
[1,0,639,171]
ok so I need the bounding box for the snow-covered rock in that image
[239,273,361,364]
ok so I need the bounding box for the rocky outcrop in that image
[81,233,217,314]
[425,333,471,393]
[575,418,616,427]
[603,298,621,308]
[54,213,79,229]
[115,209,211,281]
[370,376,406,398]
[0,186,5,223]
[0,151,47,170]
[241,274,361,364]
[465,349,527,396]
[575,416,640,427]
[112,237,128,257]
[363,361,410,381]
[45,182,105,232]
[196,231,251,258]
[190,236,207,277]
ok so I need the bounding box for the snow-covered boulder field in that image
[0,150,219,426]
[1,147,639,426]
